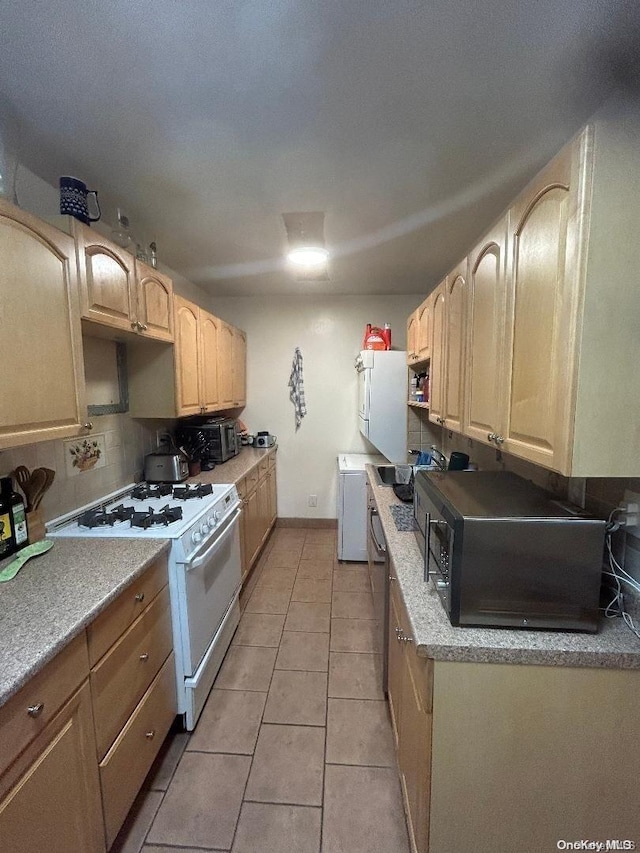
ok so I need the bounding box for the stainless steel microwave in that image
[413,470,605,632]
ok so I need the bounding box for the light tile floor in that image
[110,527,410,853]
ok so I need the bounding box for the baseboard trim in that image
[276,517,337,529]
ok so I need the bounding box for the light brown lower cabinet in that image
[0,679,104,853]
[239,452,277,580]
[388,578,640,853]
[0,555,176,852]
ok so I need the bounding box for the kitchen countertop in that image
[187,446,275,486]
[367,465,640,668]
[0,537,170,707]
[0,448,274,709]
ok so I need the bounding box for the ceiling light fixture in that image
[282,211,329,278]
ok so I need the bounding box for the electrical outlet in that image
[622,489,640,536]
[156,430,165,448]
[308,495,318,507]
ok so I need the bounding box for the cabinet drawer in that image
[0,632,89,775]
[91,586,173,759]
[87,556,168,666]
[245,467,259,493]
[258,458,269,478]
[100,652,176,848]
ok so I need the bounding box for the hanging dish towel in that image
[288,347,307,430]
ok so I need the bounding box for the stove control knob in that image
[192,529,203,545]
[207,514,217,528]
[200,522,208,537]
[214,510,222,523]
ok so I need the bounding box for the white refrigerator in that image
[355,350,407,463]
[337,453,386,561]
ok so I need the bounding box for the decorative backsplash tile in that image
[63,434,106,477]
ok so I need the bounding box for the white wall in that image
[211,295,416,518]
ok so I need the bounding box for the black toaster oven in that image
[413,470,606,632]
[176,417,239,468]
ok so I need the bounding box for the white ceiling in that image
[0,1,637,296]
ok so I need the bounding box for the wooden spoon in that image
[25,468,47,513]
[32,468,56,511]
[14,466,31,498]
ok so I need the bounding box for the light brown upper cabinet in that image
[58,218,174,342]
[174,296,203,416]
[128,295,247,418]
[441,261,467,433]
[416,295,433,362]
[232,328,247,407]
[0,200,88,450]
[429,266,466,432]
[407,297,432,366]
[217,322,235,408]
[406,310,419,365]
[412,108,640,476]
[428,282,446,426]
[199,310,221,411]
[134,261,174,342]
[463,218,508,444]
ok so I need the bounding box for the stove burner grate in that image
[131,483,174,501]
[173,483,214,500]
[130,504,184,529]
[78,504,135,528]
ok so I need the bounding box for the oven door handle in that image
[368,507,386,554]
[179,507,241,571]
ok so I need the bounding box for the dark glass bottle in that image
[6,477,28,550]
[0,477,16,558]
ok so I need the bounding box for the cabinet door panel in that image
[428,283,446,426]
[417,297,432,362]
[505,180,573,470]
[407,312,418,364]
[465,221,507,443]
[174,297,202,416]
[200,311,221,410]
[232,328,247,406]
[443,264,467,432]
[0,682,104,853]
[217,323,234,407]
[136,265,173,342]
[0,202,87,448]
[78,230,135,331]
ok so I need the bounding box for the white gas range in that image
[48,480,242,729]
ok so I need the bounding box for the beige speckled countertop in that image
[0,538,171,707]
[188,446,275,486]
[367,465,640,668]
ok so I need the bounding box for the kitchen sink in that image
[376,465,398,485]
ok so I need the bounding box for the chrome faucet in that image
[429,446,448,470]
[408,446,448,471]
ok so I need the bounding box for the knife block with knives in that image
[13,466,55,542]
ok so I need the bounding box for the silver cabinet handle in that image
[83,422,93,431]
[131,321,138,329]
[135,592,145,602]
[145,730,155,740]
[140,323,148,331]
[27,702,44,718]
[487,433,496,442]
[388,574,396,582]
[139,653,149,662]
[494,434,504,445]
